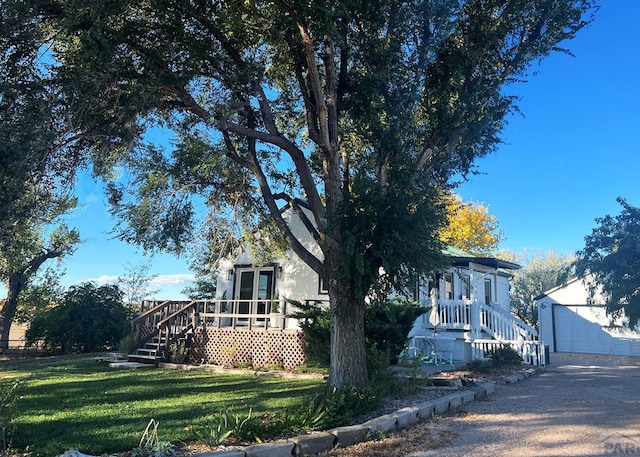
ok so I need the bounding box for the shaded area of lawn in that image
[0,357,323,456]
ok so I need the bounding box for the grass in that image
[0,356,324,457]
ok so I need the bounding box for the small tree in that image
[576,198,640,329]
[26,282,130,353]
[117,260,159,311]
[509,249,575,328]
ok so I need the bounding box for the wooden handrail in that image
[133,300,181,324]
[156,301,199,328]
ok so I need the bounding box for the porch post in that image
[469,263,480,339]
[470,301,482,340]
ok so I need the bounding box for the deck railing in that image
[197,299,290,330]
[132,299,295,355]
[476,302,538,342]
[132,300,192,351]
[431,299,472,330]
[426,299,543,364]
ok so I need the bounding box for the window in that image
[484,278,493,304]
[444,272,454,300]
[318,276,329,295]
[461,275,470,300]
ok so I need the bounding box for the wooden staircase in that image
[128,300,200,364]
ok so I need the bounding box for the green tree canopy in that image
[576,198,640,329]
[26,282,130,353]
[0,1,80,350]
[22,0,595,386]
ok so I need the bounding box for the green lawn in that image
[0,356,324,456]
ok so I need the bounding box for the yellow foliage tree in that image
[440,194,503,256]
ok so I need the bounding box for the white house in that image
[215,200,328,330]
[129,200,545,367]
[213,201,543,365]
[537,277,640,356]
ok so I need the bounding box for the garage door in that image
[553,305,640,356]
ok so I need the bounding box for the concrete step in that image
[110,361,155,369]
[127,353,157,364]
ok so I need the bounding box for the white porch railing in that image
[426,299,545,365]
[476,302,538,342]
[471,339,546,366]
[430,300,538,342]
[432,299,473,330]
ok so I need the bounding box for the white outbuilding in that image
[536,277,640,356]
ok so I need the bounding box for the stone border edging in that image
[199,367,541,457]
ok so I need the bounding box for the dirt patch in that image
[319,416,459,457]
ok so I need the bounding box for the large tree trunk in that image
[328,287,368,387]
[325,240,369,387]
[0,272,24,352]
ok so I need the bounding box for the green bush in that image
[466,359,493,373]
[188,408,253,447]
[290,297,426,372]
[118,334,134,354]
[365,297,425,365]
[288,300,331,367]
[25,282,131,353]
[169,340,189,364]
[487,344,522,367]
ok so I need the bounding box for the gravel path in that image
[408,353,640,457]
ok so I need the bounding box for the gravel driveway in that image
[407,353,640,457]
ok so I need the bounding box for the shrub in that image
[487,344,523,367]
[118,334,134,354]
[288,300,331,367]
[290,297,426,372]
[365,297,425,365]
[25,282,131,353]
[169,340,189,364]
[466,359,493,373]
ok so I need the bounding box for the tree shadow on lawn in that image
[11,365,323,456]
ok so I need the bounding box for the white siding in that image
[537,276,640,356]
[216,205,328,306]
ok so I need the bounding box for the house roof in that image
[534,276,583,301]
[445,246,521,271]
[276,202,522,271]
[278,197,312,213]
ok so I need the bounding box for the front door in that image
[235,268,275,325]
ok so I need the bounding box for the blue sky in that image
[458,2,640,256]
[54,2,639,299]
